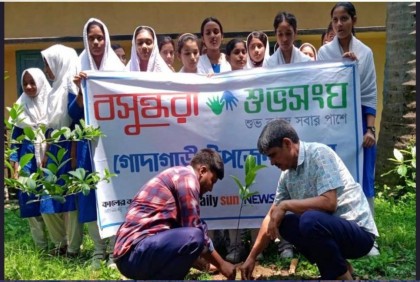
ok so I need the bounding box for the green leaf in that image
[81,184,91,196]
[397,165,407,177]
[51,129,63,139]
[16,134,26,142]
[411,146,416,159]
[47,163,58,174]
[19,153,34,169]
[230,175,244,190]
[51,195,66,203]
[245,170,256,188]
[393,148,404,162]
[68,168,85,181]
[55,158,71,173]
[245,155,256,176]
[27,178,37,190]
[23,127,36,141]
[46,151,58,164]
[56,147,67,163]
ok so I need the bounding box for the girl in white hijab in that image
[79,18,125,71]
[246,31,270,69]
[41,44,80,130]
[126,25,172,72]
[197,17,231,74]
[13,68,51,167]
[40,44,83,257]
[10,68,51,250]
[72,17,125,269]
[264,11,311,67]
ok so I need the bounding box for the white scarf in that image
[14,68,52,167]
[317,36,377,110]
[79,18,126,71]
[246,32,270,69]
[264,45,312,67]
[197,53,232,74]
[126,26,172,73]
[41,44,80,129]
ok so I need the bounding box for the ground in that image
[188,259,306,280]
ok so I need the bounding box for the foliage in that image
[4,103,116,202]
[378,142,416,201]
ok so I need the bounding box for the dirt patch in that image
[190,260,303,280]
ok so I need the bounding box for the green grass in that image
[5,193,416,280]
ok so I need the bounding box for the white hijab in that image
[41,44,80,129]
[264,45,312,67]
[79,18,125,71]
[15,68,51,129]
[197,53,231,74]
[246,32,270,69]
[317,35,377,110]
[126,26,172,72]
[14,68,52,167]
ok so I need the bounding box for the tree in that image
[376,2,416,186]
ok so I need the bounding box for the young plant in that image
[230,154,267,262]
[4,103,115,203]
[379,143,416,201]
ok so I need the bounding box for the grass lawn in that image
[4,194,416,280]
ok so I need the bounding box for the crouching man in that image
[240,119,379,280]
[113,148,236,279]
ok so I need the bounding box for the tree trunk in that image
[376,2,416,186]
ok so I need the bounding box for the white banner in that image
[82,60,362,238]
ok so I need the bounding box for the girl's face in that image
[331,6,355,40]
[160,42,175,66]
[179,39,200,73]
[248,37,266,64]
[325,30,335,44]
[136,29,154,62]
[87,24,105,58]
[300,46,316,61]
[114,47,127,65]
[22,72,38,98]
[43,59,55,81]
[202,21,223,51]
[228,42,247,70]
[276,20,296,52]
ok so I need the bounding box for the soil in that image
[189,260,305,280]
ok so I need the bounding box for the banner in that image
[82,60,362,238]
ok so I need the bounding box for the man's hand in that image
[219,260,236,280]
[239,257,256,280]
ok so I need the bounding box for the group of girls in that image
[10,1,378,272]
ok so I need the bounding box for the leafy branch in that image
[4,103,116,203]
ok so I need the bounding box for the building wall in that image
[4,2,386,132]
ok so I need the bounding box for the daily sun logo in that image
[206,90,239,115]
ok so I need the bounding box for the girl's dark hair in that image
[273,11,297,33]
[158,35,175,51]
[200,17,224,37]
[134,26,155,40]
[225,38,246,56]
[247,31,268,50]
[331,2,356,35]
[177,33,199,54]
[87,20,105,35]
[111,43,122,51]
